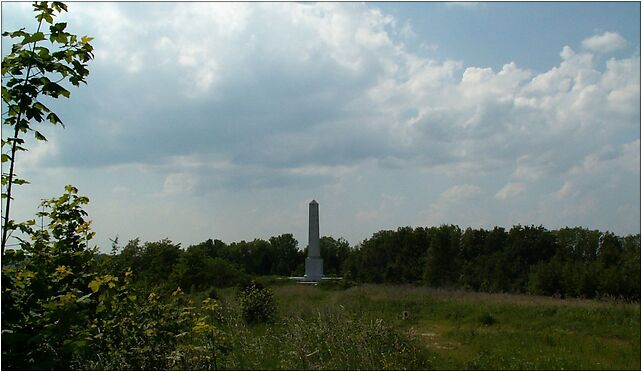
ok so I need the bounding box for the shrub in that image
[237,281,277,324]
[2,186,98,370]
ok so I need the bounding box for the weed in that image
[479,312,497,326]
[237,281,277,324]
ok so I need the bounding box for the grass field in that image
[213,280,640,370]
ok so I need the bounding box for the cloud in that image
[2,3,639,249]
[440,184,482,202]
[17,3,635,217]
[581,31,627,53]
[444,2,485,9]
[355,193,406,224]
[523,139,641,232]
[495,183,526,200]
[28,4,635,190]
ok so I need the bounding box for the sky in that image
[2,1,640,252]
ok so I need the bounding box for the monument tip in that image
[310,199,318,204]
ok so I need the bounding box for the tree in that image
[423,225,461,287]
[1,1,94,255]
[269,233,301,276]
[170,245,247,291]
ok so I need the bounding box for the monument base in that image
[304,256,324,281]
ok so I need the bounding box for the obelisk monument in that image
[304,200,323,281]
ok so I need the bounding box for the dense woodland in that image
[102,224,640,301]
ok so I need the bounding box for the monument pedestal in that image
[304,256,323,282]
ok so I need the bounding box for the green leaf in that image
[52,22,67,32]
[76,293,92,304]
[1,87,11,103]
[22,31,45,44]
[13,178,30,185]
[80,36,94,45]
[1,154,10,163]
[52,2,68,12]
[33,102,50,113]
[88,279,101,293]
[51,32,67,44]
[34,131,47,141]
[47,112,62,125]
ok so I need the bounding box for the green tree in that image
[503,225,557,292]
[319,236,351,276]
[1,1,94,255]
[424,225,461,287]
[269,233,301,276]
[170,244,247,291]
[139,239,182,288]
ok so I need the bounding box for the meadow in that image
[210,280,640,370]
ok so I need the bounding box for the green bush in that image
[2,186,98,370]
[237,281,277,324]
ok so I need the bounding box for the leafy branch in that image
[1,1,94,255]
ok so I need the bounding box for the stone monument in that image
[304,200,323,281]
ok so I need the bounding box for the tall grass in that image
[178,282,639,370]
[212,290,433,370]
[272,283,640,370]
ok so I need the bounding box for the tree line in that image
[346,225,639,300]
[101,234,351,292]
[101,224,640,301]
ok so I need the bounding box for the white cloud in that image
[440,184,482,202]
[163,173,196,195]
[495,183,525,200]
[554,181,575,200]
[2,2,638,249]
[582,31,627,53]
[355,193,406,224]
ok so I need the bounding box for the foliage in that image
[1,186,233,370]
[171,246,248,292]
[101,223,638,302]
[424,225,462,287]
[352,227,430,283]
[269,233,301,276]
[343,225,639,301]
[79,279,230,370]
[2,185,97,369]
[1,1,94,254]
[237,281,277,324]
[319,236,351,276]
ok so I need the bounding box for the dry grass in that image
[349,283,639,309]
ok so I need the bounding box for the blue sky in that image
[373,2,640,71]
[2,2,640,252]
